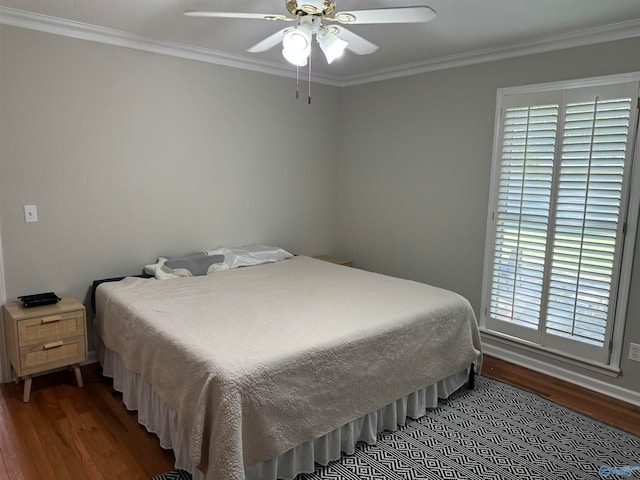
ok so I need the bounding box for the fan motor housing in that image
[287,0,336,17]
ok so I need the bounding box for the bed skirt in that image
[98,341,470,480]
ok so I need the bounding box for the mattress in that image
[95,255,482,480]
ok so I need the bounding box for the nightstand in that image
[314,255,353,267]
[3,296,87,402]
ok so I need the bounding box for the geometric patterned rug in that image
[151,376,640,480]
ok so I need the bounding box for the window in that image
[482,76,639,366]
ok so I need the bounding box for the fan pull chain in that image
[308,49,311,104]
[295,65,300,100]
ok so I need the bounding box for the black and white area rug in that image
[152,376,640,480]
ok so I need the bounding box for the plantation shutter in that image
[484,81,639,365]
[489,100,558,343]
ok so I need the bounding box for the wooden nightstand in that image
[314,255,353,267]
[3,296,87,402]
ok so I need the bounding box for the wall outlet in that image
[630,343,640,362]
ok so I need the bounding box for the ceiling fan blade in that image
[184,10,288,21]
[331,6,436,25]
[334,27,378,55]
[247,28,290,53]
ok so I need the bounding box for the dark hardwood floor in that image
[0,363,174,480]
[481,355,640,436]
[0,355,638,479]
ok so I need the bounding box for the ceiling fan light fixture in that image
[318,31,348,64]
[282,46,309,66]
[282,17,313,66]
[283,26,311,53]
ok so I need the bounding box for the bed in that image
[94,253,482,480]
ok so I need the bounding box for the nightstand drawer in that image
[17,310,85,346]
[4,295,88,402]
[19,335,86,376]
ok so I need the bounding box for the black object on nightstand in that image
[18,292,61,308]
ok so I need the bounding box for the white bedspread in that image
[95,256,482,480]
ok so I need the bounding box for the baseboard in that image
[482,342,640,407]
[84,350,99,365]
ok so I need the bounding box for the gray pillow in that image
[164,252,225,276]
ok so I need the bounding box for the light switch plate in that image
[24,205,38,223]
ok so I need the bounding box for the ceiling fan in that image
[185,0,436,67]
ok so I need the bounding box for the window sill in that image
[479,328,622,378]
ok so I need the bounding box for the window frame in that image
[480,72,640,373]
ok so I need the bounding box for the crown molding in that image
[341,18,640,86]
[0,6,343,87]
[2,5,640,88]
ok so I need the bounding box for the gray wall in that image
[2,23,640,397]
[336,37,640,394]
[0,25,341,352]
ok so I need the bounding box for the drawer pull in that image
[43,340,64,350]
[41,315,62,324]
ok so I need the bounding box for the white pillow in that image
[205,244,293,269]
